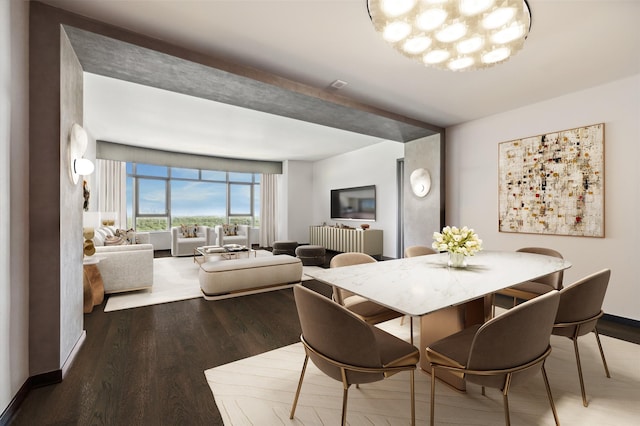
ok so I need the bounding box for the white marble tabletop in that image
[306,250,572,317]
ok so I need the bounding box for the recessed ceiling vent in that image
[330,79,348,89]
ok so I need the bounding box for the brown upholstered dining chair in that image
[329,252,404,325]
[426,290,561,426]
[404,245,437,258]
[495,247,564,314]
[290,284,420,426]
[552,268,611,407]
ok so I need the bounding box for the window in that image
[127,163,260,231]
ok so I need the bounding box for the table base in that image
[419,295,492,391]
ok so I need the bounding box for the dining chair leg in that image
[290,355,309,419]
[594,328,611,378]
[502,393,511,426]
[502,373,513,426]
[572,337,589,407]
[341,386,349,426]
[430,367,436,426]
[410,370,415,426]
[541,363,560,425]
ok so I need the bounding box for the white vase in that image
[448,252,467,268]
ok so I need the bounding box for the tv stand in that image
[309,226,383,256]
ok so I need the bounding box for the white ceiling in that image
[44,0,640,161]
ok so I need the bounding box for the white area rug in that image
[205,317,640,425]
[104,251,321,312]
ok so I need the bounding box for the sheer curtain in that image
[259,173,279,248]
[96,159,126,228]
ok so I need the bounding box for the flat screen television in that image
[330,185,376,221]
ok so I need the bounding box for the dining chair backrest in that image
[404,245,437,258]
[293,284,384,384]
[553,269,610,338]
[516,247,564,290]
[329,252,377,305]
[466,290,561,389]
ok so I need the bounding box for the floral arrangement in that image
[432,226,483,256]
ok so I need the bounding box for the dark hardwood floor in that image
[10,284,322,426]
[9,250,638,425]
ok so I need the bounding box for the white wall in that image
[312,141,405,257]
[446,74,640,321]
[1,0,30,414]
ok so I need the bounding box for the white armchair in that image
[209,224,250,247]
[171,225,208,256]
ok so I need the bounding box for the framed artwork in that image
[498,123,604,237]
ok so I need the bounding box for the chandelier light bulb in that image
[368,0,531,71]
[383,21,412,42]
[482,7,516,29]
[416,9,448,31]
[449,56,475,70]
[459,0,495,16]
[492,22,525,44]
[457,35,484,54]
[403,36,432,54]
[381,0,417,17]
[423,49,450,64]
[482,47,511,63]
[436,22,468,43]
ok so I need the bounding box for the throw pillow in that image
[181,224,199,238]
[104,228,136,245]
[222,224,237,236]
[93,227,108,246]
[104,235,127,246]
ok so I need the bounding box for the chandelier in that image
[367,0,532,71]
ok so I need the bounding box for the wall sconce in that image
[69,123,95,184]
[410,168,431,197]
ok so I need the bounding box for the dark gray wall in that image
[29,2,85,376]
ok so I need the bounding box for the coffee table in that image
[194,245,256,264]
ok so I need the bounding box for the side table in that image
[83,256,104,313]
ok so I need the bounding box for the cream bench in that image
[199,255,303,300]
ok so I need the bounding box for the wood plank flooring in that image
[10,284,317,425]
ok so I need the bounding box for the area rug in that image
[205,318,640,425]
[104,250,320,312]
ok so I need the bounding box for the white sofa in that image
[171,225,211,256]
[199,254,302,300]
[92,226,154,294]
[208,224,250,247]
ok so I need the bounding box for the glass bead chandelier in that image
[367,0,532,71]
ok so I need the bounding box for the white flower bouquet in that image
[432,226,483,256]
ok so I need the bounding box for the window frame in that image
[127,163,260,231]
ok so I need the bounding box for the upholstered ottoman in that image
[199,255,303,300]
[295,245,326,266]
[272,240,298,256]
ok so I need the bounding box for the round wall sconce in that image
[410,168,431,197]
[68,123,95,184]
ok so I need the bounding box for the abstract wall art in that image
[498,123,604,237]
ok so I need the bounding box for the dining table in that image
[305,250,572,391]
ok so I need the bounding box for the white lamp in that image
[410,168,432,197]
[68,123,95,184]
[367,0,532,71]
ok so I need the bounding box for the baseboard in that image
[62,330,86,379]
[602,313,640,328]
[0,368,63,426]
[0,378,30,426]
